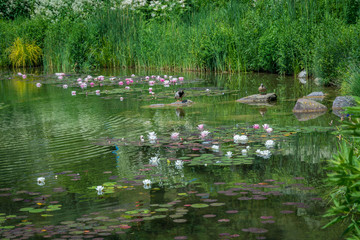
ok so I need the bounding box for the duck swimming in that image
[175,90,185,102]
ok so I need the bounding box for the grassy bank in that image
[1,0,360,88]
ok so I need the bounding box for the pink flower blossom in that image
[253,124,260,129]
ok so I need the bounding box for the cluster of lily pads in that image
[0,171,324,239]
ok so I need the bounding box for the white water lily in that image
[212,145,219,151]
[175,160,184,169]
[143,179,152,189]
[234,135,248,144]
[242,149,247,155]
[171,132,180,140]
[265,140,275,148]
[226,151,233,157]
[37,177,45,186]
[148,132,157,143]
[149,156,160,166]
[96,186,104,195]
[246,146,251,150]
[256,149,272,159]
[266,128,273,134]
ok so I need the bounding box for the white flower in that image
[266,128,273,134]
[200,131,210,138]
[262,124,269,129]
[234,135,248,144]
[175,160,183,169]
[265,140,275,148]
[143,179,152,189]
[246,146,251,150]
[63,84,68,89]
[149,156,160,166]
[212,145,219,151]
[148,132,157,142]
[226,151,233,157]
[96,186,104,195]
[171,132,179,140]
[37,177,45,186]
[36,83,41,88]
[256,149,272,159]
[242,149,247,155]
[140,135,144,142]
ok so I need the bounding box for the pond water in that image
[0,69,342,239]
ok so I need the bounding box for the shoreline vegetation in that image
[1,0,360,91]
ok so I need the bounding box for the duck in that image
[258,83,267,95]
[175,90,185,102]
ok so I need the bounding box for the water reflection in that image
[175,108,185,118]
[0,70,343,239]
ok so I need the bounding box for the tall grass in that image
[1,0,360,89]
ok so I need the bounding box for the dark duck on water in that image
[175,90,185,102]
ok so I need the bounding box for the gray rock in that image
[307,92,325,97]
[292,98,327,113]
[332,96,356,110]
[304,92,325,102]
[298,70,307,78]
[236,93,277,103]
[332,96,356,117]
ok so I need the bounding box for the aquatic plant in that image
[234,135,248,144]
[149,156,160,166]
[37,177,45,186]
[323,99,360,239]
[96,186,104,195]
[143,179,151,189]
[171,132,180,140]
[200,131,210,138]
[265,140,275,148]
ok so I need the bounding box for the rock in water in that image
[304,92,325,102]
[292,98,327,112]
[332,96,356,109]
[332,96,356,117]
[236,93,277,103]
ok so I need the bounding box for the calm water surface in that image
[0,69,342,239]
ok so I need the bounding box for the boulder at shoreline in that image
[292,98,327,113]
[236,93,277,103]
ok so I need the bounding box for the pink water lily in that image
[253,124,260,129]
[262,124,269,129]
[71,91,76,96]
[197,124,204,130]
[179,77,184,81]
[90,82,95,87]
[22,74,27,79]
[119,81,123,86]
[200,130,210,138]
[36,83,41,87]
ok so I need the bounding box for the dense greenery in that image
[1,0,360,89]
[324,99,360,239]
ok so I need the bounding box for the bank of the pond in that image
[1,0,360,94]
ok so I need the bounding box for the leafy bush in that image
[323,98,360,239]
[7,37,42,67]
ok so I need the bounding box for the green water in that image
[0,69,342,239]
